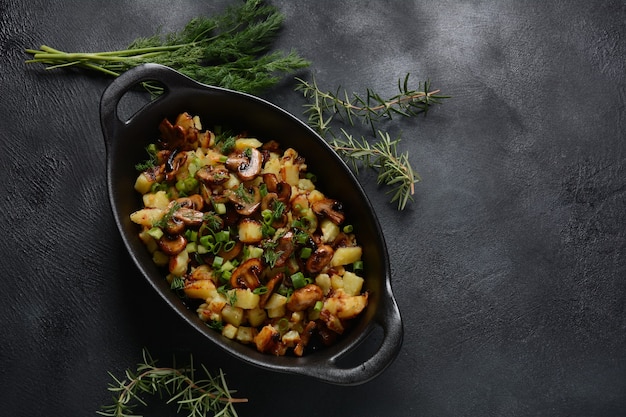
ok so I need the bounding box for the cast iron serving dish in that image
[101,63,403,385]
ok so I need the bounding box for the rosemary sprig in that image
[25,0,309,94]
[98,349,247,417]
[296,74,447,135]
[331,129,420,211]
[296,75,448,210]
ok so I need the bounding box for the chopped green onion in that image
[291,272,306,289]
[215,230,230,242]
[353,260,364,271]
[221,260,235,272]
[277,318,289,332]
[300,247,312,259]
[214,202,227,214]
[197,245,209,255]
[186,242,198,253]
[212,256,224,268]
[305,172,317,182]
[343,224,354,233]
[147,227,164,240]
[253,286,268,295]
[261,209,273,224]
[223,240,236,252]
[313,300,323,311]
[199,235,213,248]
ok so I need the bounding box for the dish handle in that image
[305,283,403,385]
[99,63,200,149]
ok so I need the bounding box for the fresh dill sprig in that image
[97,349,247,417]
[296,75,448,210]
[25,0,309,94]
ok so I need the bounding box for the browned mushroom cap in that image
[311,198,345,225]
[230,257,263,290]
[172,207,204,227]
[274,230,295,268]
[158,234,187,256]
[217,240,243,261]
[258,272,284,308]
[176,194,204,211]
[164,150,188,182]
[226,185,261,216]
[158,113,199,150]
[164,217,186,236]
[305,244,334,274]
[195,164,230,186]
[262,173,291,204]
[226,148,262,181]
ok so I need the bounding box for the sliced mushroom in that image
[274,230,295,268]
[226,185,261,216]
[172,207,204,227]
[311,198,345,225]
[158,234,187,256]
[226,148,262,181]
[164,217,185,235]
[195,164,230,185]
[176,194,204,211]
[262,173,292,204]
[158,113,199,150]
[258,272,284,309]
[217,240,243,261]
[287,284,324,312]
[230,257,263,290]
[305,244,334,274]
[164,150,187,182]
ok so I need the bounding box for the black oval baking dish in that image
[100,63,403,385]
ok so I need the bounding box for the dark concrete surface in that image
[1,1,624,416]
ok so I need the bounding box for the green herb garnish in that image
[26,0,309,95]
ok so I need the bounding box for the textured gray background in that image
[1,1,625,416]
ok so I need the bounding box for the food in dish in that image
[130,112,368,356]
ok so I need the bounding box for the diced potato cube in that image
[232,288,260,310]
[297,178,315,191]
[138,229,158,253]
[320,219,340,243]
[266,305,286,319]
[236,326,257,344]
[223,173,240,190]
[235,138,263,150]
[282,330,301,347]
[330,274,344,290]
[222,305,244,326]
[247,307,267,327]
[222,323,238,339]
[281,163,300,186]
[342,271,364,296]
[263,293,287,310]
[207,294,228,315]
[330,246,363,267]
[134,172,156,194]
[315,273,332,295]
[142,191,170,209]
[290,311,305,323]
[152,251,169,267]
[323,291,368,319]
[307,189,325,204]
[169,249,189,276]
[261,155,281,175]
[238,219,263,244]
[188,265,216,282]
[130,208,164,227]
[183,279,216,300]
